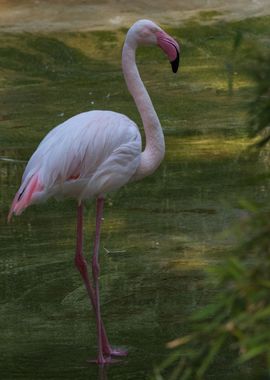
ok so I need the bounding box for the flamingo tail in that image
[8,173,43,222]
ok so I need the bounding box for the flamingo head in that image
[128,19,180,73]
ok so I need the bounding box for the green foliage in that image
[156,204,270,379]
[155,27,270,380]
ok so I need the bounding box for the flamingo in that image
[8,19,180,365]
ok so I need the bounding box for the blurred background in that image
[1,0,270,32]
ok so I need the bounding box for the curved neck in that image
[122,34,165,180]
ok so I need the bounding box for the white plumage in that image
[19,110,141,207]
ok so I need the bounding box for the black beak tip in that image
[170,50,180,73]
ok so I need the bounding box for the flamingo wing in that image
[9,110,142,219]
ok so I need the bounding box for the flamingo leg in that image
[91,197,109,364]
[74,202,126,361]
[91,198,127,364]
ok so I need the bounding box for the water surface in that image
[1,16,270,380]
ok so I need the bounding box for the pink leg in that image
[74,202,127,363]
[91,198,127,364]
[92,197,110,364]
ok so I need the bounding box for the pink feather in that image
[8,173,43,221]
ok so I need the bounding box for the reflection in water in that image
[98,366,108,380]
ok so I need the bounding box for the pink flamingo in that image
[8,19,180,365]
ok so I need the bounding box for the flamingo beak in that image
[156,31,180,73]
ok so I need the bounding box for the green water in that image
[1,16,270,380]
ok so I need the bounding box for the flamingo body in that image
[9,110,141,217]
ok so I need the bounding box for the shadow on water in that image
[0,16,270,380]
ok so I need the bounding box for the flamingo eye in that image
[139,27,151,39]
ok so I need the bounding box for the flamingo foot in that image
[88,355,122,365]
[107,347,128,357]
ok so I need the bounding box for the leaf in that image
[166,335,194,349]
[196,335,226,378]
[191,301,225,322]
[243,331,270,348]
[239,345,269,362]
[169,358,186,380]
[180,367,193,380]
[236,305,270,330]
[249,305,270,323]
[225,257,246,279]
[153,367,164,380]
[158,349,182,371]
